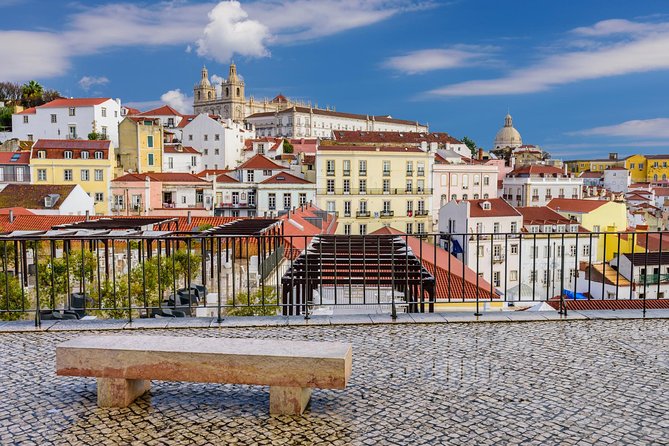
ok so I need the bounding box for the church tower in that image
[193,66,216,112]
[220,62,246,121]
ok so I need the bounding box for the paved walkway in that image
[0,315,667,445]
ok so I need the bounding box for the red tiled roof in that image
[547,198,608,213]
[302,155,316,164]
[370,226,497,300]
[260,172,312,185]
[332,130,461,145]
[31,139,111,159]
[215,173,240,183]
[164,145,200,154]
[272,94,288,103]
[124,107,142,115]
[248,106,424,127]
[652,187,669,196]
[197,169,232,178]
[0,152,30,164]
[288,138,318,154]
[237,154,287,170]
[467,198,521,218]
[318,145,426,153]
[112,172,209,183]
[508,165,566,177]
[244,137,282,151]
[517,206,574,225]
[0,207,34,216]
[16,107,36,115]
[139,105,183,117]
[0,184,78,210]
[176,115,197,128]
[579,171,603,178]
[280,205,337,257]
[126,116,160,123]
[643,154,669,159]
[626,193,650,201]
[39,98,110,108]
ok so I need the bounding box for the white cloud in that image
[570,118,669,139]
[160,89,193,114]
[384,46,494,74]
[571,19,669,37]
[427,18,669,97]
[0,31,69,81]
[78,75,109,91]
[196,1,271,63]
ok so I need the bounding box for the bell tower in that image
[193,66,216,114]
[220,62,246,121]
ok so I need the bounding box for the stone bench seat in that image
[56,335,352,415]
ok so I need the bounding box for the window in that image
[94,169,103,181]
[37,150,46,159]
[493,272,500,287]
[630,163,635,169]
[417,179,425,193]
[181,196,187,204]
[451,174,458,186]
[147,135,154,148]
[247,170,255,182]
[50,114,57,123]
[383,160,391,176]
[327,179,335,194]
[359,179,367,194]
[417,222,425,234]
[326,201,335,212]
[493,222,500,233]
[510,270,518,281]
[583,245,590,256]
[529,271,536,283]
[344,201,351,216]
[483,175,490,186]
[476,222,483,233]
[298,193,307,206]
[101,107,107,117]
[462,174,469,188]
[283,193,292,210]
[215,134,220,141]
[148,153,154,166]
[188,134,193,141]
[81,151,89,160]
[417,200,425,213]
[64,151,73,159]
[477,246,484,257]
[204,135,209,141]
[359,160,367,175]
[37,169,46,181]
[593,225,600,233]
[542,270,549,284]
[168,157,174,169]
[569,245,577,256]
[23,116,29,124]
[64,169,73,181]
[639,163,643,170]
[69,107,75,116]
[263,170,272,176]
[27,134,33,141]
[94,192,104,202]
[94,151,103,159]
[343,179,350,194]
[344,224,351,235]
[406,161,413,175]
[215,149,220,155]
[68,125,76,138]
[510,244,518,254]
[383,179,390,193]
[326,160,335,175]
[417,161,425,176]
[406,222,413,234]
[343,160,351,176]
[383,200,391,213]
[80,169,89,181]
[406,180,413,193]
[101,126,107,139]
[474,175,480,186]
[359,224,367,236]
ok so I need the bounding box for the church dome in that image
[493,113,522,149]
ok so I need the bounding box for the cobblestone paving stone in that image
[0,319,667,445]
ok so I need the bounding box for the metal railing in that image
[0,230,665,326]
[322,188,433,195]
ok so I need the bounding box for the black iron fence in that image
[0,230,666,326]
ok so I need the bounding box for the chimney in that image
[85,210,90,221]
[187,211,192,224]
[8,209,14,223]
[478,148,483,160]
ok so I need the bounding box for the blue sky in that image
[2,0,669,159]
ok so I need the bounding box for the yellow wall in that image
[317,148,434,234]
[118,118,163,174]
[645,156,669,183]
[624,154,647,182]
[30,148,115,215]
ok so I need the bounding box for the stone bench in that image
[56,335,352,415]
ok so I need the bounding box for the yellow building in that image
[623,154,647,183]
[317,144,434,235]
[643,154,669,183]
[30,139,115,214]
[117,117,164,175]
[565,153,623,175]
[547,198,627,261]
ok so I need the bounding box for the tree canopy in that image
[462,136,477,158]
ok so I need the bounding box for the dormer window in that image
[37,150,46,159]
[543,225,552,233]
[64,151,73,159]
[480,201,491,210]
[94,151,103,159]
[81,151,89,159]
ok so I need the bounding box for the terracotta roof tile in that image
[260,172,312,184]
[112,172,208,183]
[16,107,36,115]
[237,154,287,170]
[0,152,30,164]
[467,198,521,218]
[333,130,461,145]
[318,145,426,153]
[163,145,200,154]
[38,98,111,108]
[547,198,608,213]
[138,105,183,117]
[0,184,78,209]
[508,165,566,177]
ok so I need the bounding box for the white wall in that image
[163,152,202,173]
[503,176,583,207]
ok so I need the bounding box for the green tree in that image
[282,139,294,154]
[0,107,13,129]
[88,132,101,140]
[462,136,477,158]
[21,80,44,108]
[0,274,25,321]
[226,287,279,316]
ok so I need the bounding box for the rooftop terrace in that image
[0,314,667,445]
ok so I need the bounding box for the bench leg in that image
[97,378,151,408]
[269,386,312,415]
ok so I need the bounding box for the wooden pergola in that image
[281,234,435,316]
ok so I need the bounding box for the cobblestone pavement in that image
[0,319,667,445]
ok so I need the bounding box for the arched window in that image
[663,174,667,181]
[441,194,447,206]
[654,174,659,181]
[208,91,212,100]
[462,194,468,200]
[225,87,229,97]
[197,91,201,100]
[236,87,240,96]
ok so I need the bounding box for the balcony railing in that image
[414,210,429,217]
[380,211,394,218]
[356,211,371,218]
[319,188,433,195]
[0,229,666,324]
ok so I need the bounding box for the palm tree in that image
[21,80,44,107]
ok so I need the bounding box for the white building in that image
[163,144,202,173]
[256,172,316,217]
[179,114,254,171]
[12,98,122,146]
[517,206,597,301]
[503,165,583,207]
[609,252,669,300]
[0,183,94,215]
[439,198,522,296]
[136,105,186,129]
[432,153,499,228]
[602,167,630,193]
[247,107,427,139]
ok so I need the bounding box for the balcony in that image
[343,170,350,176]
[516,195,522,201]
[406,170,413,176]
[380,211,394,218]
[359,170,367,176]
[356,211,371,218]
[383,171,391,177]
[417,169,425,176]
[532,196,539,202]
[344,212,351,217]
[318,188,433,196]
[327,170,335,176]
[493,254,505,264]
[637,273,669,284]
[414,210,428,217]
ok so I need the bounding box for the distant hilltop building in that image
[491,113,551,167]
[194,63,427,138]
[493,113,522,150]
